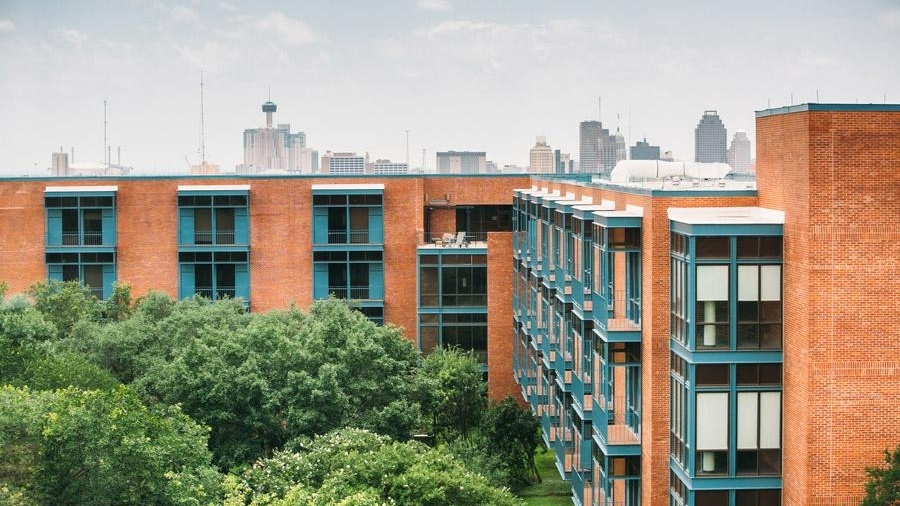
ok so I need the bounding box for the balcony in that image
[328,229,372,244]
[193,230,236,245]
[327,286,372,299]
[417,231,488,248]
[195,286,236,300]
[62,232,103,246]
[594,394,640,446]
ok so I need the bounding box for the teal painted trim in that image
[594,215,642,228]
[418,307,487,315]
[416,246,488,254]
[312,244,386,252]
[177,189,249,196]
[43,190,116,197]
[596,326,642,343]
[689,476,782,490]
[178,245,250,253]
[755,102,900,117]
[581,181,758,198]
[593,434,641,457]
[311,188,384,195]
[669,221,783,236]
[45,246,116,254]
[353,300,384,307]
[682,349,783,364]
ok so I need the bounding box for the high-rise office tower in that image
[554,150,574,174]
[529,136,555,174]
[435,151,487,174]
[579,121,624,174]
[695,110,727,163]
[238,101,308,173]
[727,129,752,173]
[630,137,661,160]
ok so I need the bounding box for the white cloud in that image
[55,29,88,47]
[253,11,315,46]
[417,0,452,11]
[877,8,900,30]
[217,1,239,13]
[0,19,15,33]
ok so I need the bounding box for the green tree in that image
[415,348,485,441]
[479,397,541,486]
[128,299,419,469]
[26,280,100,340]
[862,445,900,506]
[0,385,222,506]
[225,428,522,506]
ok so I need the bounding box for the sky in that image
[0,0,898,174]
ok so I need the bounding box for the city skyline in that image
[1,0,899,173]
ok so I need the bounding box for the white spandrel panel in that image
[737,392,759,449]
[696,392,728,450]
[759,391,782,449]
[761,265,782,301]
[738,265,759,301]
[697,265,729,301]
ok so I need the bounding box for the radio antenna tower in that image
[200,70,206,164]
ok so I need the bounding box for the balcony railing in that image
[328,286,372,299]
[194,230,236,245]
[195,286,236,299]
[418,231,488,248]
[89,287,104,299]
[62,232,104,246]
[328,229,371,244]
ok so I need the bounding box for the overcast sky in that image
[0,0,898,174]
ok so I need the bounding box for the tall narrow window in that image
[696,265,729,348]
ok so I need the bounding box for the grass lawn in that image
[515,445,572,505]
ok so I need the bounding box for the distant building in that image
[191,162,220,175]
[727,129,752,173]
[553,150,574,174]
[237,101,309,173]
[49,148,131,176]
[695,110,727,163]
[630,137,661,160]
[529,136,554,174]
[436,151,487,174]
[579,120,624,175]
[371,159,408,175]
[322,152,366,175]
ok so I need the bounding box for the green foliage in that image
[225,428,522,506]
[10,351,120,391]
[480,397,541,486]
[123,298,419,469]
[862,445,900,506]
[0,385,222,506]
[26,280,100,340]
[415,348,485,441]
[101,282,134,322]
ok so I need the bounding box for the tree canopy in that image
[224,428,523,506]
[862,445,900,506]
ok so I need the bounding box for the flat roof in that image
[755,102,900,118]
[311,183,385,190]
[177,184,251,191]
[668,207,784,225]
[45,185,118,193]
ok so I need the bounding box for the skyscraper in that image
[579,120,624,174]
[694,110,727,163]
[727,129,752,173]
[553,150,574,174]
[529,136,554,174]
[630,137,661,160]
[237,100,309,174]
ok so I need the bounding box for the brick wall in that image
[758,109,900,506]
[487,231,517,399]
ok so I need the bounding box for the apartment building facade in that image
[512,103,900,506]
[0,103,897,506]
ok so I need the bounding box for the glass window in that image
[695,491,728,506]
[696,265,729,348]
[696,236,729,258]
[696,364,729,386]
